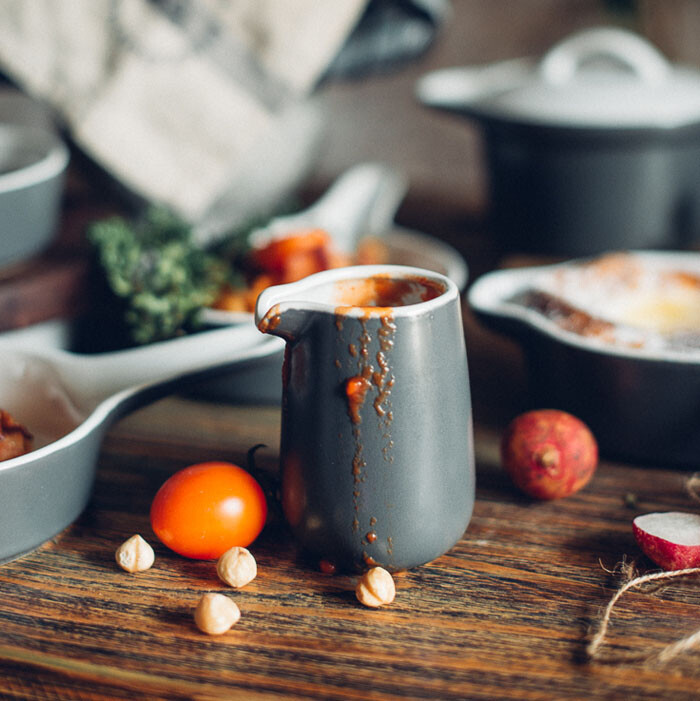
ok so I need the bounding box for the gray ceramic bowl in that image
[469,251,700,467]
[0,123,69,266]
[0,323,281,563]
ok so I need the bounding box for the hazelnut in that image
[355,566,396,608]
[216,546,257,588]
[115,534,155,573]
[194,593,241,635]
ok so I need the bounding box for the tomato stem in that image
[246,443,282,522]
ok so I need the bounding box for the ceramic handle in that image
[305,163,407,251]
[251,163,407,254]
[415,59,534,110]
[539,27,670,85]
[46,323,273,409]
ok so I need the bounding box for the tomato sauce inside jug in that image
[333,275,445,310]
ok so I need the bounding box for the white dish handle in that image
[13,323,278,411]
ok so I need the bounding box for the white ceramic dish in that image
[469,251,700,466]
[0,227,468,406]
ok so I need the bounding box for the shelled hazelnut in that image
[355,566,396,608]
[216,546,257,588]
[115,534,155,573]
[194,593,241,635]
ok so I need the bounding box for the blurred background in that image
[0,0,698,417]
[0,0,700,266]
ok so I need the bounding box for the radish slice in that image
[632,512,700,571]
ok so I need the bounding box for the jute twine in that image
[587,565,700,664]
[587,474,700,665]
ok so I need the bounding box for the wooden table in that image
[3,394,700,700]
[3,2,700,698]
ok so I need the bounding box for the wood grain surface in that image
[1,397,700,700]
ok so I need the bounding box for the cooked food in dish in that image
[0,409,32,461]
[468,251,700,466]
[513,252,700,352]
[212,228,389,314]
[88,206,393,344]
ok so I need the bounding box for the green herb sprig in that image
[88,207,229,345]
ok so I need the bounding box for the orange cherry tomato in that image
[150,461,267,559]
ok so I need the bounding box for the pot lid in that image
[417,27,700,130]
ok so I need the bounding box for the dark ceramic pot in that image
[417,27,700,255]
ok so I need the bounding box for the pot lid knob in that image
[416,25,700,129]
[540,27,670,86]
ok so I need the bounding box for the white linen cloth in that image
[0,0,367,238]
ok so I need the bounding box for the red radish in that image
[500,409,598,500]
[632,512,700,571]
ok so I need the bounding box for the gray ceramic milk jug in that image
[256,264,474,571]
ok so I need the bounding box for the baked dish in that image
[511,252,700,352]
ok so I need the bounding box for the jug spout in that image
[255,264,455,342]
[255,280,316,342]
[256,304,311,342]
